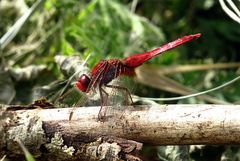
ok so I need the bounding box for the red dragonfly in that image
[76,33,201,120]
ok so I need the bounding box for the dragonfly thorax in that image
[76,74,91,92]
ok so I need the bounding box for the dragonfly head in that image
[76,74,91,92]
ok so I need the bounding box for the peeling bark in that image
[1,104,240,160]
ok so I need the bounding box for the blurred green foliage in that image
[1,0,240,160]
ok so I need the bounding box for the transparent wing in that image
[101,75,136,120]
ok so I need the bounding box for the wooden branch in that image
[1,104,240,160]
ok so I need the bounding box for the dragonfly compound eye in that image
[76,74,91,92]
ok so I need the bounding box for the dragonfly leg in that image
[98,86,109,121]
[105,84,134,106]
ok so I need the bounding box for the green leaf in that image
[17,139,36,161]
